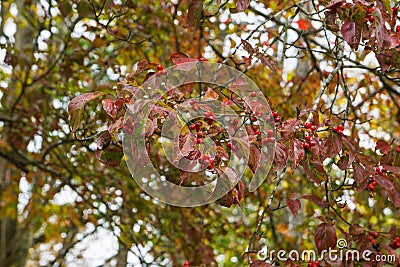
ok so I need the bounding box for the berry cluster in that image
[367,6,376,22]
[198,154,215,170]
[271,111,281,123]
[332,125,344,134]
[122,120,135,134]
[368,231,380,251]
[304,121,317,131]
[375,165,387,175]
[183,260,190,267]
[156,64,167,75]
[302,133,316,152]
[262,129,275,145]
[307,259,320,267]
[389,237,400,249]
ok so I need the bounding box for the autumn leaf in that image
[297,19,313,31]
[376,140,391,154]
[302,155,328,185]
[286,196,301,217]
[68,91,105,133]
[315,223,337,253]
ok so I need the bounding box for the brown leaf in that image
[341,20,361,49]
[315,223,337,253]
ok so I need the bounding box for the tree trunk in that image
[0,0,35,266]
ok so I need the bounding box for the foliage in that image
[1,0,400,266]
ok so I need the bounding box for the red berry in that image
[372,181,377,186]
[197,138,204,144]
[193,105,199,111]
[252,125,258,131]
[196,122,202,129]
[337,125,344,131]
[184,260,190,266]
[190,124,196,130]
[267,129,274,137]
[227,142,233,148]
[303,142,311,151]
[197,131,203,138]
[369,231,379,238]
[198,57,207,61]
[309,140,316,147]
[272,111,279,118]
[233,118,239,125]
[156,64,163,71]
[250,91,257,97]
[396,25,400,33]
[396,241,400,248]
[310,125,317,131]
[368,7,375,14]
[274,116,281,123]
[369,15,374,22]
[207,160,215,169]
[305,135,311,141]
[368,183,375,190]
[305,122,312,129]
[393,6,399,13]
[251,117,257,122]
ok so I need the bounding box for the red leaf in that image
[289,139,305,169]
[280,118,301,141]
[352,161,374,184]
[297,19,313,30]
[341,20,361,49]
[315,223,337,253]
[349,224,365,236]
[68,92,104,114]
[187,0,204,29]
[242,55,252,65]
[97,131,111,150]
[286,198,301,217]
[376,140,391,154]
[102,99,117,119]
[275,141,289,172]
[257,54,277,71]
[108,117,124,139]
[248,144,261,173]
[321,132,342,160]
[250,260,272,267]
[236,0,249,12]
[374,173,394,190]
[301,195,329,208]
